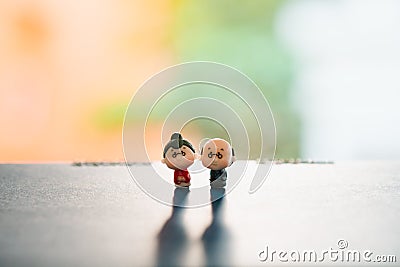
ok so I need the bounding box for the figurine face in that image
[164,145,195,170]
[201,138,234,170]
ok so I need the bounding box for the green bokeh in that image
[94,0,300,158]
[169,0,300,158]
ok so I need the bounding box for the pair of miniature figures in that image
[162,133,235,188]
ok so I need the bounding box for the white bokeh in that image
[276,0,400,160]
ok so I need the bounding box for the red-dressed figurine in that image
[201,138,236,188]
[162,133,196,187]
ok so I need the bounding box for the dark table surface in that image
[0,161,399,266]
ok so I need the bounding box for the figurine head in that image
[162,133,195,170]
[201,138,236,170]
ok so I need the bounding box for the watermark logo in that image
[337,239,348,250]
[122,62,276,207]
[258,239,397,263]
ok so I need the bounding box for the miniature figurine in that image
[201,138,236,188]
[162,133,196,187]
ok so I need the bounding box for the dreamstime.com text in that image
[258,239,397,263]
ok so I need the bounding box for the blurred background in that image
[0,0,399,162]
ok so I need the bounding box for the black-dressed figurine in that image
[201,138,236,188]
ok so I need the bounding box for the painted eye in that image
[208,152,213,158]
[216,152,223,159]
[172,151,178,158]
[181,150,186,156]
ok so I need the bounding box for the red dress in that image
[174,169,191,185]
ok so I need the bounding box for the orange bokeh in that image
[0,0,174,162]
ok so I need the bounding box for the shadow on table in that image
[156,187,189,267]
[201,188,231,267]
